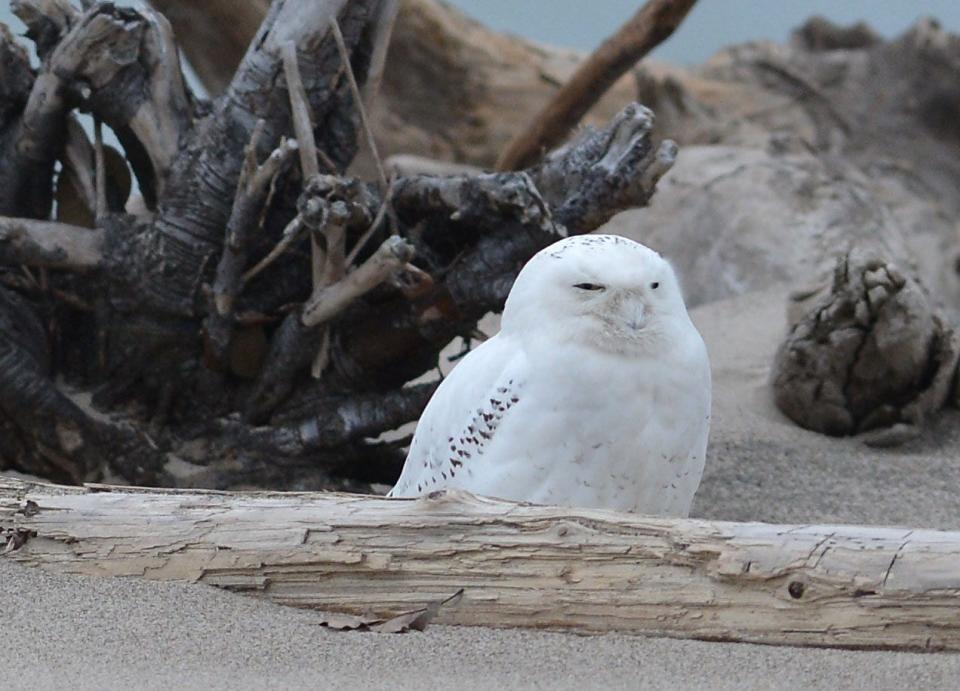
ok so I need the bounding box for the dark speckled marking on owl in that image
[427,378,523,489]
[546,234,646,260]
[391,377,523,496]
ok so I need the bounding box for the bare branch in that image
[13,3,192,204]
[225,382,435,455]
[529,103,677,234]
[128,8,192,193]
[93,118,107,222]
[242,216,306,283]
[358,0,399,109]
[496,0,697,170]
[281,41,320,180]
[0,21,64,217]
[282,40,326,288]
[10,0,77,53]
[302,235,414,328]
[345,175,396,266]
[330,15,388,190]
[143,0,397,316]
[0,217,103,270]
[205,124,299,359]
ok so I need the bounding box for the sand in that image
[4,286,960,689]
[4,558,960,691]
[691,286,960,529]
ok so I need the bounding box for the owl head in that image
[502,234,691,354]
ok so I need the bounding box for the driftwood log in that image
[3,477,960,652]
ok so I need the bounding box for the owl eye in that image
[573,282,605,291]
[650,282,660,290]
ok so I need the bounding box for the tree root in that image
[0,1,677,490]
[773,248,960,440]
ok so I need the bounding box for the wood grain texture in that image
[2,478,959,651]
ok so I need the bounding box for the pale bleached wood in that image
[2,477,959,651]
[0,217,103,270]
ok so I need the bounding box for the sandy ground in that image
[4,558,959,691]
[4,286,960,689]
[692,286,960,529]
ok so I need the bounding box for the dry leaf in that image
[56,170,95,228]
[2,528,34,553]
[316,612,380,631]
[316,589,464,634]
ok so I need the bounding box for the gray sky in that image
[2,2,959,66]
[444,0,960,64]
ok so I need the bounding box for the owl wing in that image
[388,332,526,497]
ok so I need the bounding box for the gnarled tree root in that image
[773,248,960,444]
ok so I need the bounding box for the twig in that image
[495,0,697,170]
[345,174,397,266]
[61,116,97,216]
[330,16,388,191]
[310,330,331,378]
[242,215,306,283]
[93,117,107,221]
[281,41,320,180]
[0,273,93,311]
[322,220,347,285]
[212,124,297,314]
[205,123,298,357]
[297,15,395,378]
[301,236,414,328]
[282,40,325,288]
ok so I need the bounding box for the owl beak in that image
[626,303,646,331]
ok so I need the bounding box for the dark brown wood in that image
[0,0,676,491]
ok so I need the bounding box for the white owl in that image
[389,235,711,517]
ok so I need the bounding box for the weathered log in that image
[2,478,959,652]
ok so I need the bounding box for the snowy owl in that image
[389,235,711,517]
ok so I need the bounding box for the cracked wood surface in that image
[2,478,959,651]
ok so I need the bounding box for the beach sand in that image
[4,287,960,689]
